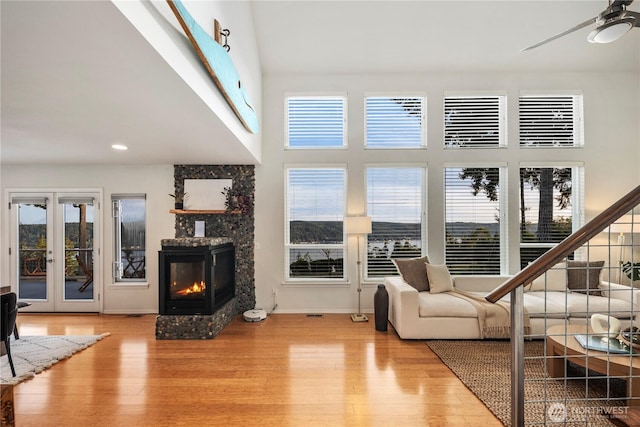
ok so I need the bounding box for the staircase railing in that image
[486,184,640,427]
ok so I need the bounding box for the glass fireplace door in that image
[169,260,206,299]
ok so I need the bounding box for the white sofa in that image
[385,271,640,340]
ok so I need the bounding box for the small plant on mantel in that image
[169,193,188,210]
[221,187,252,214]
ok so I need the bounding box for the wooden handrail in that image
[486,184,640,303]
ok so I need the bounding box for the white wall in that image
[2,72,638,314]
[1,165,175,313]
[113,0,263,161]
[254,71,640,313]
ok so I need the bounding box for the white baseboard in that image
[102,309,158,315]
[264,308,374,314]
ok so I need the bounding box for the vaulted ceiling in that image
[2,1,638,165]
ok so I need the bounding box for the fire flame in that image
[174,281,206,296]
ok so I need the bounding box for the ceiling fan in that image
[522,0,640,51]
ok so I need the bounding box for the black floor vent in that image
[306,314,323,318]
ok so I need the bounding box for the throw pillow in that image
[392,256,431,292]
[528,262,567,292]
[426,263,454,294]
[567,260,605,295]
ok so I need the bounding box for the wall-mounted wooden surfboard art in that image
[167,0,259,134]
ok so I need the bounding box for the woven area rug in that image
[427,340,626,427]
[1,334,109,385]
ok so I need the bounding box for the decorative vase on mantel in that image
[174,202,183,210]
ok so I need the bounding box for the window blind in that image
[444,96,505,148]
[365,96,424,148]
[519,95,583,147]
[520,167,574,267]
[58,197,94,205]
[287,96,345,148]
[366,167,424,277]
[286,168,346,279]
[444,167,502,274]
[11,197,48,205]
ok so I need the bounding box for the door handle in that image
[47,258,54,263]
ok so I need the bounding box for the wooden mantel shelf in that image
[170,209,241,215]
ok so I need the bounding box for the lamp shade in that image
[345,216,372,235]
[610,215,635,234]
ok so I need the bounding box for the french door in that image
[9,191,101,312]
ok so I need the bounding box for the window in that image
[285,168,346,280]
[444,95,506,148]
[366,167,424,277]
[112,194,146,282]
[519,94,583,147]
[520,166,583,267]
[444,167,504,274]
[286,96,346,148]
[365,96,425,148]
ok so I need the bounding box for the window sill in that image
[170,209,241,214]
[362,281,383,286]
[285,146,348,150]
[108,282,150,290]
[282,280,350,288]
[364,146,426,150]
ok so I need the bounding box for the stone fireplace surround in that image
[155,165,255,340]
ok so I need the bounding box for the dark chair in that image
[1,292,18,377]
[13,301,31,339]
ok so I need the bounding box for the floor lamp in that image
[611,215,633,283]
[346,216,372,323]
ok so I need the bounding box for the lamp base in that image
[351,313,369,322]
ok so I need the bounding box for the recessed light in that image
[111,144,128,151]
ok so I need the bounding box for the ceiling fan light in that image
[588,19,634,44]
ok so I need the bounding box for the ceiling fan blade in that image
[613,0,635,7]
[522,16,596,51]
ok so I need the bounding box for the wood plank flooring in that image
[11,314,502,427]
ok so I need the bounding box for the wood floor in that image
[10,313,502,427]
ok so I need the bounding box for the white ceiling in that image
[2,0,639,166]
[251,0,640,74]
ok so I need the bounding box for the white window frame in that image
[443,93,507,149]
[443,163,508,275]
[285,95,347,149]
[111,194,146,283]
[519,163,584,265]
[364,94,426,149]
[519,92,584,148]
[284,165,347,283]
[365,164,426,279]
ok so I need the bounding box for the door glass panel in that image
[63,201,94,300]
[18,203,48,300]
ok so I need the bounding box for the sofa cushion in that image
[418,291,482,318]
[426,264,454,294]
[544,291,636,319]
[567,260,605,296]
[527,262,567,292]
[521,292,571,319]
[392,256,431,292]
